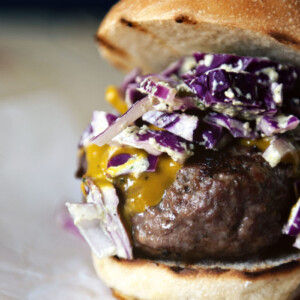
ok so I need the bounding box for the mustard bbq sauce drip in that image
[82,88,181,223]
[240,137,300,167]
[115,154,181,218]
[240,137,272,152]
[83,144,181,222]
[105,85,128,115]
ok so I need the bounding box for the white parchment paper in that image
[0,91,115,300]
[0,12,123,300]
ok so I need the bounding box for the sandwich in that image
[66,0,300,299]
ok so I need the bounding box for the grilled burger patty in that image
[131,145,295,260]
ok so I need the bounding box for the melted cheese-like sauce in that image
[240,137,299,166]
[240,137,272,152]
[82,87,181,220]
[116,154,181,217]
[84,144,181,219]
[105,85,128,115]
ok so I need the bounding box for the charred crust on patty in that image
[131,146,295,261]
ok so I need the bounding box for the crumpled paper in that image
[0,91,115,300]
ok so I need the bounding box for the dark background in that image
[0,0,118,8]
[0,0,118,16]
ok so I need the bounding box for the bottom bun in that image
[92,253,300,300]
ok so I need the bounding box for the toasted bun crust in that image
[97,0,300,73]
[93,254,300,300]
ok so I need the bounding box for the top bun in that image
[96,0,300,73]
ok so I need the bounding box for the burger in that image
[66,0,300,299]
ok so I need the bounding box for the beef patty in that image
[131,145,295,260]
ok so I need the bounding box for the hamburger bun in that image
[87,1,300,299]
[96,0,300,73]
[93,253,300,300]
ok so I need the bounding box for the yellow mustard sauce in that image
[240,137,299,166]
[148,124,165,131]
[105,85,128,115]
[81,86,182,222]
[240,137,272,151]
[83,144,181,220]
[116,154,181,217]
[81,86,182,219]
